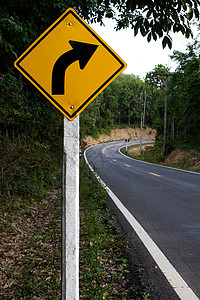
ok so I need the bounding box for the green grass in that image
[122,143,164,164]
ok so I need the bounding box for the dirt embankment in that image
[83,127,156,147]
[128,143,154,155]
[128,145,200,173]
[164,149,200,173]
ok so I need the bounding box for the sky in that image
[90,18,196,79]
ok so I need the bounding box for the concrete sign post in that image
[62,115,79,300]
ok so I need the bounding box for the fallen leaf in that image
[103,292,109,297]
[19,266,25,269]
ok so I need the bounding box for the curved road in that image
[85,141,200,299]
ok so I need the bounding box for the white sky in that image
[90,18,196,79]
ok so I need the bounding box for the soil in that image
[164,149,200,173]
[83,127,156,146]
[128,145,200,173]
[128,144,154,155]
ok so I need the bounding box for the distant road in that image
[85,141,200,299]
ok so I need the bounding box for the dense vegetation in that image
[81,36,200,151]
[1,1,200,201]
[168,41,200,148]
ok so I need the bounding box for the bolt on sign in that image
[14,8,127,121]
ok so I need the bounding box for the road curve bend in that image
[84,141,200,300]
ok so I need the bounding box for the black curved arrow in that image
[52,40,98,95]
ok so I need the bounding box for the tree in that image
[145,65,170,139]
[80,73,149,135]
[169,40,200,146]
[144,40,200,150]
[1,0,200,73]
[76,0,200,49]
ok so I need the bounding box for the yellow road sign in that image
[14,8,127,121]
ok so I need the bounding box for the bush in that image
[165,137,175,155]
[0,138,59,200]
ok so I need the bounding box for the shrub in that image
[0,138,59,200]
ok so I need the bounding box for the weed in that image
[138,291,151,300]
[138,263,144,274]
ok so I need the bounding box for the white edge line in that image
[118,144,200,175]
[84,147,199,300]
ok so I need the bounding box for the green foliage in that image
[165,137,176,155]
[0,73,63,150]
[145,42,200,148]
[109,0,199,48]
[145,64,170,88]
[0,0,199,74]
[0,138,60,199]
[168,40,200,146]
[145,64,170,135]
[80,97,104,139]
[0,73,29,136]
[80,73,149,138]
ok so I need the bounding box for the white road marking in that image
[118,145,200,175]
[84,147,199,300]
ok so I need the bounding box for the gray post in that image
[62,115,79,300]
[139,93,143,155]
[163,75,168,156]
[143,90,146,127]
[140,107,143,155]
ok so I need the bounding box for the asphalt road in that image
[85,141,200,299]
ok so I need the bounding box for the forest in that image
[0,0,200,200]
[81,41,200,149]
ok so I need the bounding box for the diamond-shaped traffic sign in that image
[14,8,127,121]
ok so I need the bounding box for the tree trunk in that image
[143,90,146,127]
